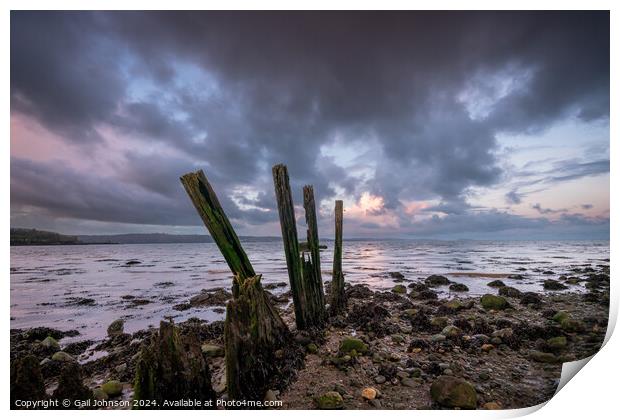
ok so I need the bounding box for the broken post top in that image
[180,169,255,280]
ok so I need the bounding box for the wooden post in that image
[179,170,297,402]
[272,164,307,329]
[180,170,255,281]
[302,185,326,326]
[330,200,346,315]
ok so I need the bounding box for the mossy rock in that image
[201,343,224,357]
[107,319,125,337]
[339,337,368,355]
[480,294,508,310]
[552,311,569,323]
[561,319,585,333]
[449,283,469,292]
[40,336,60,350]
[101,380,123,397]
[543,280,568,290]
[93,388,109,400]
[425,275,450,286]
[430,375,477,409]
[547,336,567,350]
[441,325,462,338]
[392,284,407,294]
[316,391,344,409]
[498,286,522,298]
[487,280,506,288]
[306,343,318,354]
[430,316,449,329]
[404,308,419,317]
[530,351,559,363]
[51,351,75,363]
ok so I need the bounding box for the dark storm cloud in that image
[10,11,609,234]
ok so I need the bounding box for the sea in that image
[10,240,609,343]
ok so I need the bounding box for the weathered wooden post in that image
[272,164,326,330]
[272,164,306,329]
[302,185,326,325]
[179,170,297,402]
[330,200,346,315]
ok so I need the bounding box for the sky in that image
[10,11,610,240]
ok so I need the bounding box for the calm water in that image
[10,240,609,342]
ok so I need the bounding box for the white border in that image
[3,2,617,419]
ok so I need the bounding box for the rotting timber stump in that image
[272,164,326,330]
[180,169,299,403]
[329,200,346,315]
[133,321,216,409]
[225,275,301,402]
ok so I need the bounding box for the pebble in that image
[361,387,377,400]
[481,344,495,352]
[374,375,386,384]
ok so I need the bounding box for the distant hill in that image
[77,233,282,244]
[10,228,81,246]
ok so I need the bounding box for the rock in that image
[374,375,387,384]
[441,325,462,339]
[401,377,419,387]
[339,337,368,355]
[520,292,542,305]
[443,299,470,312]
[93,388,109,401]
[52,351,75,362]
[507,274,524,280]
[316,391,344,409]
[172,303,192,311]
[487,280,506,288]
[425,275,450,286]
[543,280,568,290]
[552,311,570,323]
[449,283,469,292]
[107,319,125,337]
[430,334,447,343]
[201,343,225,357]
[430,316,449,330]
[101,380,123,397]
[189,288,232,307]
[483,402,502,409]
[491,328,513,340]
[547,336,567,350]
[481,344,495,352]
[392,284,407,294]
[561,319,585,333]
[391,334,405,344]
[411,289,439,301]
[480,294,508,310]
[430,375,478,409]
[306,343,318,354]
[10,355,46,408]
[40,336,60,350]
[115,363,127,374]
[264,389,278,402]
[388,271,406,280]
[530,351,559,363]
[361,387,377,400]
[498,286,522,298]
